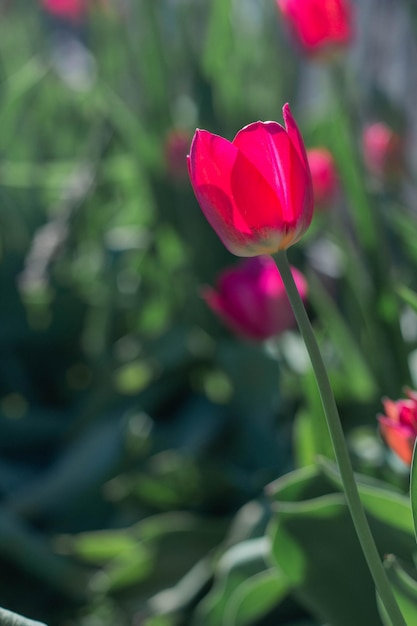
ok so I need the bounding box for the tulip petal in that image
[379,418,415,465]
[282,104,310,172]
[188,130,251,250]
[233,115,312,228]
[233,121,291,212]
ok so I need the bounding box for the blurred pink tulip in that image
[41,0,87,21]
[202,256,307,341]
[307,148,338,209]
[362,122,404,180]
[276,0,353,57]
[165,130,191,181]
[378,389,417,465]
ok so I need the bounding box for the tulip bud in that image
[165,129,191,181]
[202,256,307,342]
[362,122,404,181]
[41,0,88,23]
[276,0,353,57]
[307,148,338,210]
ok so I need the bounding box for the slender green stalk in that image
[275,250,406,626]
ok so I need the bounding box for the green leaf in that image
[66,529,139,564]
[377,556,417,626]
[268,464,417,626]
[224,568,289,626]
[90,545,153,593]
[192,538,271,626]
[398,285,417,317]
[301,368,335,461]
[293,409,317,468]
[319,458,415,537]
[269,490,381,626]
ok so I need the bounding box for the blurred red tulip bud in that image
[202,255,307,342]
[276,0,353,57]
[362,122,404,181]
[41,0,87,22]
[165,129,191,181]
[307,148,338,210]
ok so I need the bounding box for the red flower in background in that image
[202,256,307,341]
[362,123,404,181]
[307,148,338,209]
[378,390,417,465]
[188,104,313,257]
[165,129,191,181]
[41,0,87,22]
[276,0,353,56]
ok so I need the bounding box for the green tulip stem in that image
[275,250,406,626]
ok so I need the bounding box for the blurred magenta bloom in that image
[362,122,404,180]
[187,104,313,257]
[307,148,338,210]
[202,256,308,341]
[165,129,191,181]
[276,0,352,56]
[41,0,87,21]
[378,389,417,465]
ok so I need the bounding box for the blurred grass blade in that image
[0,57,48,150]
[307,270,377,400]
[96,82,161,169]
[398,285,417,315]
[203,0,233,80]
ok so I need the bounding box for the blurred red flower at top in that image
[307,148,338,210]
[276,0,353,56]
[41,0,88,22]
[362,123,404,181]
[202,255,307,341]
[378,389,417,465]
[188,104,313,257]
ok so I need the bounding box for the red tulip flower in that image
[378,389,417,465]
[362,122,404,180]
[202,256,307,342]
[188,104,313,257]
[307,148,338,209]
[276,0,353,56]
